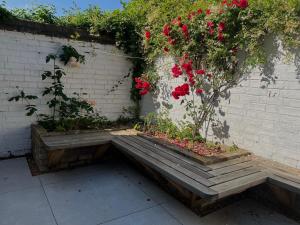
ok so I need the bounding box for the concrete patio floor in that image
[0,157,298,225]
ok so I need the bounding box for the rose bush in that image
[140,0,254,137]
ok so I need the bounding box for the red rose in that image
[163,24,171,36]
[142,81,150,89]
[135,78,150,95]
[222,0,227,6]
[181,83,190,94]
[196,89,204,94]
[172,83,190,100]
[207,21,214,28]
[145,31,151,40]
[139,89,149,96]
[163,47,169,53]
[171,64,183,78]
[172,91,180,99]
[218,22,225,32]
[168,38,176,45]
[232,0,240,6]
[218,32,224,42]
[197,8,203,14]
[196,69,205,75]
[181,24,189,38]
[239,0,249,9]
[181,61,193,73]
[189,76,195,86]
[206,9,211,15]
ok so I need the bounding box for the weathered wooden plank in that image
[127,136,213,178]
[117,136,214,187]
[209,161,255,176]
[211,171,268,198]
[133,136,211,172]
[42,133,112,150]
[208,167,260,185]
[268,175,300,195]
[44,134,111,144]
[267,169,300,185]
[207,157,251,170]
[44,138,112,150]
[112,137,217,198]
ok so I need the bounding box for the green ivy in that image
[2,0,300,120]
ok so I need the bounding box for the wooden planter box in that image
[138,133,251,165]
[31,125,113,172]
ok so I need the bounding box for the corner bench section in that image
[112,135,268,205]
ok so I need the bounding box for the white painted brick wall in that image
[142,51,300,169]
[0,30,133,157]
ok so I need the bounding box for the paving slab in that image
[43,166,157,225]
[163,198,299,225]
[39,160,120,185]
[115,162,175,204]
[0,186,57,225]
[0,158,40,194]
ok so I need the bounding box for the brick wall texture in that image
[0,30,132,157]
[141,52,300,169]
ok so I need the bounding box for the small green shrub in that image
[139,112,204,142]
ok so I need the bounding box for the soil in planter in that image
[148,132,224,156]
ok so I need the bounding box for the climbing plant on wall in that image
[8,45,111,132]
[2,0,300,123]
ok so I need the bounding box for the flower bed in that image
[139,132,250,165]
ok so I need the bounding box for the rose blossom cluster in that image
[222,0,249,9]
[171,83,190,100]
[135,77,150,95]
[170,55,210,100]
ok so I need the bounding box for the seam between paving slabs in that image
[38,177,59,225]
[113,162,184,224]
[97,205,169,225]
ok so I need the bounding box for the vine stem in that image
[52,58,57,121]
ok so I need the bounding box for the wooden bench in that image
[31,124,114,171]
[112,135,269,206]
[32,124,300,209]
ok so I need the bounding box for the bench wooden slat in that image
[207,157,251,170]
[127,136,213,179]
[209,167,260,185]
[117,136,214,187]
[43,137,111,150]
[268,175,300,195]
[133,136,211,172]
[267,169,300,185]
[112,137,217,198]
[209,161,255,176]
[42,132,112,150]
[211,171,268,198]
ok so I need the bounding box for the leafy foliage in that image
[138,112,204,142]
[8,88,38,116]
[11,4,57,24]
[8,45,109,132]
[59,45,85,65]
[0,5,14,21]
